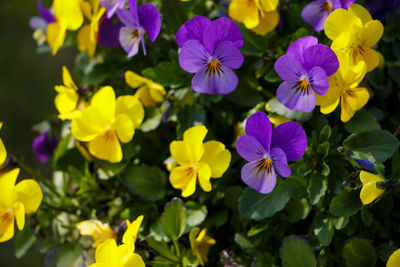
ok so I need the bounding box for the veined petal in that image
[14,202,25,231]
[301,0,331,32]
[191,65,239,95]
[114,114,134,143]
[183,125,207,163]
[119,26,142,58]
[0,213,14,243]
[271,121,307,161]
[236,135,267,162]
[125,70,148,88]
[309,66,329,95]
[362,20,383,47]
[197,162,212,192]
[200,141,231,178]
[88,131,123,163]
[138,4,161,42]
[274,54,305,82]
[169,166,197,197]
[276,81,316,112]
[228,0,260,29]
[213,41,243,69]
[270,147,291,177]
[176,16,211,48]
[287,36,318,66]
[179,40,209,73]
[15,179,43,213]
[115,95,144,128]
[241,161,277,194]
[359,46,380,72]
[250,9,279,36]
[245,112,272,151]
[340,87,369,122]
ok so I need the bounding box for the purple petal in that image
[191,65,238,94]
[245,112,272,152]
[30,17,46,31]
[98,15,123,48]
[271,121,307,161]
[271,147,291,177]
[241,161,277,194]
[214,41,243,69]
[119,26,141,57]
[38,0,55,23]
[33,131,59,163]
[301,0,331,32]
[274,54,305,82]
[276,81,316,112]
[339,0,355,9]
[101,0,125,19]
[202,17,243,54]
[303,44,339,76]
[176,16,211,48]
[309,66,329,95]
[117,9,138,28]
[138,4,161,42]
[129,0,139,20]
[236,135,267,162]
[286,36,318,66]
[179,40,209,73]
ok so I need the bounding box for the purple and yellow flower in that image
[100,0,125,18]
[177,16,244,94]
[274,36,339,112]
[32,131,59,163]
[236,112,307,194]
[117,0,161,58]
[30,0,56,45]
[302,0,355,32]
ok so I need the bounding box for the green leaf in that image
[45,244,82,267]
[161,198,187,240]
[147,237,180,263]
[391,150,400,179]
[267,98,312,122]
[314,215,334,246]
[329,189,362,217]
[343,130,399,163]
[140,107,163,132]
[239,185,290,221]
[161,0,188,34]
[253,253,277,267]
[97,160,126,180]
[319,125,332,142]
[14,226,36,259]
[344,109,380,134]
[123,164,167,201]
[281,236,316,267]
[285,198,311,223]
[342,238,377,267]
[185,201,207,228]
[177,104,206,135]
[142,61,187,87]
[332,216,349,230]
[235,233,255,252]
[307,175,328,205]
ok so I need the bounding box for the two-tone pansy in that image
[30,0,56,45]
[189,227,216,266]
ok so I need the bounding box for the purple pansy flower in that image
[33,131,59,163]
[98,15,123,48]
[117,0,161,58]
[236,112,307,194]
[100,0,126,19]
[301,0,355,32]
[29,0,55,34]
[177,16,244,95]
[274,36,339,112]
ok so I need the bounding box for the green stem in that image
[172,239,182,265]
[9,153,61,198]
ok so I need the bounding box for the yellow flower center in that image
[1,211,13,224]
[257,157,273,174]
[352,45,365,60]
[206,59,223,76]
[185,165,196,177]
[103,130,115,141]
[323,1,333,12]
[295,77,311,94]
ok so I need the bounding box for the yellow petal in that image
[53,0,84,30]
[360,170,383,185]
[340,87,369,122]
[170,141,192,165]
[115,95,144,128]
[0,168,19,206]
[14,202,25,231]
[71,107,109,142]
[0,213,14,243]
[331,32,353,52]
[200,141,231,178]
[324,9,362,41]
[258,0,279,12]
[88,131,123,163]
[148,82,166,103]
[360,46,380,72]
[228,0,260,29]
[316,81,341,115]
[183,125,208,163]
[77,25,96,57]
[80,1,93,21]
[125,71,148,88]
[387,249,400,267]
[15,179,43,213]
[268,115,291,126]
[62,66,78,90]
[95,239,118,265]
[90,7,105,42]
[169,166,197,197]
[54,88,79,117]
[122,215,143,252]
[345,61,367,88]
[91,86,116,125]
[114,114,134,143]
[360,182,384,205]
[122,253,145,267]
[348,3,372,24]
[362,20,384,47]
[249,9,279,36]
[135,86,157,107]
[197,162,212,192]
[0,137,6,166]
[46,22,67,56]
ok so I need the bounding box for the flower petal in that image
[191,65,239,95]
[0,214,14,243]
[236,135,267,162]
[95,239,118,265]
[115,95,144,128]
[360,181,384,205]
[169,166,197,197]
[301,0,331,32]
[170,141,191,165]
[125,70,147,88]
[122,253,145,267]
[324,9,362,40]
[0,168,19,205]
[276,81,317,112]
[200,141,231,178]
[0,138,6,166]
[14,202,25,231]
[114,114,134,143]
[362,20,383,47]
[183,125,207,163]
[287,36,318,64]
[271,121,308,161]
[197,162,212,192]
[309,66,329,95]
[274,54,305,82]
[176,16,211,48]
[360,45,380,72]
[271,147,291,177]
[179,40,209,73]
[213,41,243,69]
[303,44,339,76]
[245,112,272,151]
[348,3,372,24]
[228,0,260,29]
[241,161,277,194]
[89,131,123,163]
[316,83,341,114]
[387,249,400,267]
[340,87,369,122]
[101,0,125,18]
[15,179,43,213]
[138,4,161,42]
[38,0,55,23]
[249,9,279,36]
[119,26,142,58]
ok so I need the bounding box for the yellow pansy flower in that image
[125,71,166,107]
[228,0,279,35]
[47,0,84,55]
[89,215,145,267]
[77,0,105,57]
[0,168,42,242]
[325,4,384,72]
[169,125,231,197]
[387,248,400,267]
[189,227,216,266]
[0,122,6,166]
[316,52,369,122]
[76,219,116,247]
[71,86,144,163]
[359,170,385,205]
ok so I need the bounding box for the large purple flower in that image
[236,112,307,194]
[33,131,59,163]
[29,0,55,34]
[177,16,244,94]
[301,0,355,32]
[274,36,339,112]
[117,0,161,58]
[101,0,126,18]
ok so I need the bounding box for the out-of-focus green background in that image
[0,1,74,265]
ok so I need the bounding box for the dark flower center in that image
[353,45,365,59]
[206,59,223,76]
[256,157,273,174]
[322,1,333,12]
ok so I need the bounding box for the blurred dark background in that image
[0,1,75,265]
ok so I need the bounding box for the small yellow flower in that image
[71,86,144,163]
[0,122,6,166]
[387,248,400,267]
[0,168,43,242]
[89,215,145,267]
[125,71,166,107]
[77,0,105,57]
[228,0,279,35]
[316,52,369,122]
[76,220,116,247]
[359,170,385,205]
[325,4,384,72]
[169,125,231,197]
[189,227,216,266]
[47,0,84,55]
